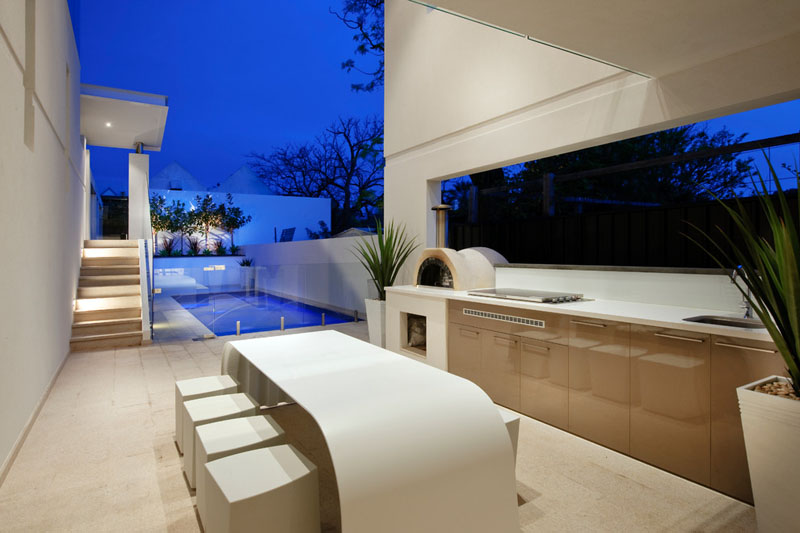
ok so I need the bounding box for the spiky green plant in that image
[353,219,419,301]
[687,157,800,396]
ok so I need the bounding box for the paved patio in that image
[0,320,755,532]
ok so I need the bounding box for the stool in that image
[497,405,520,463]
[182,393,259,488]
[203,445,320,533]
[175,375,238,453]
[196,415,286,525]
[174,345,243,453]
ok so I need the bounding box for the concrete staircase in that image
[70,240,144,351]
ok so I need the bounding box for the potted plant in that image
[353,219,418,347]
[690,159,799,532]
[238,258,256,291]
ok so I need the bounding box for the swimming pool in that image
[173,290,356,336]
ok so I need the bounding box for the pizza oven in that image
[413,204,507,290]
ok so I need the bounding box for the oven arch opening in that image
[417,257,454,288]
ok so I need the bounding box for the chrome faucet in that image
[731,267,753,319]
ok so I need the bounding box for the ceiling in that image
[429,0,800,77]
[80,84,168,151]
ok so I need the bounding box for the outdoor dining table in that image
[224,330,519,533]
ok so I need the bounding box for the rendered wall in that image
[0,0,84,474]
[128,153,149,240]
[150,189,331,249]
[383,0,800,281]
[243,236,377,316]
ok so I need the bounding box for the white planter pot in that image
[737,375,800,533]
[239,266,255,290]
[365,298,386,348]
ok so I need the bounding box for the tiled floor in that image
[0,320,756,532]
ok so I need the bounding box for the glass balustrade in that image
[151,259,363,341]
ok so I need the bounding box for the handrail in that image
[138,239,153,341]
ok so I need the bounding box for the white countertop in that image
[386,285,773,342]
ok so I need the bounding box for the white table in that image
[226,330,519,533]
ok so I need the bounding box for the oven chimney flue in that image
[432,204,452,248]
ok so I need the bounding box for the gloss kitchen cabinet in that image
[520,338,569,430]
[447,324,483,386]
[630,326,711,485]
[710,335,785,503]
[480,331,521,410]
[444,296,786,503]
[568,318,631,453]
[448,300,567,412]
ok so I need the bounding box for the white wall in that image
[150,189,331,250]
[243,236,377,316]
[383,0,800,280]
[0,0,84,475]
[128,153,149,240]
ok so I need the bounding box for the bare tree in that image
[248,117,384,233]
[331,0,384,92]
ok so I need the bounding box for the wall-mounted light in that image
[105,122,112,127]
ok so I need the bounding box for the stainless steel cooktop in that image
[468,287,585,304]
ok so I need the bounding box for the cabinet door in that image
[481,332,521,410]
[447,325,482,386]
[520,339,568,429]
[711,336,785,503]
[630,326,710,485]
[568,318,630,453]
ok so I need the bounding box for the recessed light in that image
[105,122,112,127]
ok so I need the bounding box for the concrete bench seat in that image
[195,415,286,525]
[202,445,320,533]
[181,393,259,488]
[175,375,238,453]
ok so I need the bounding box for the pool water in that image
[173,290,355,336]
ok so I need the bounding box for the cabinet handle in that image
[570,320,606,328]
[494,336,517,347]
[522,342,549,354]
[459,329,479,339]
[714,341,777,354]
[654,332,705,343]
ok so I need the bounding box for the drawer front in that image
[447,325,483,386]
[630,325,710,485]
[449,299,569,345]
[568,317,631,453]
[480,331,521,410]
[710,335,784,503]
[520,338,568,429]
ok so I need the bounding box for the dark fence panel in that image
[449,193,798,268]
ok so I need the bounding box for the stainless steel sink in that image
[683,315,765,329]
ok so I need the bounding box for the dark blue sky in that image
[77,1,383,193]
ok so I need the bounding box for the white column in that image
[384,163,441,285]
[128,152,150,240]
[82,146,91,241]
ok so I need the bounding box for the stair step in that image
[84,240,139,248]
[82,257,139,267]
[75,295,141,311]
[70,331,142,352]
[73,307,141,323]
[83,247,139,259]
[79,275,140,287]
[81,265,140,276]
[77,285,141,299]
[72,317,142,337]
